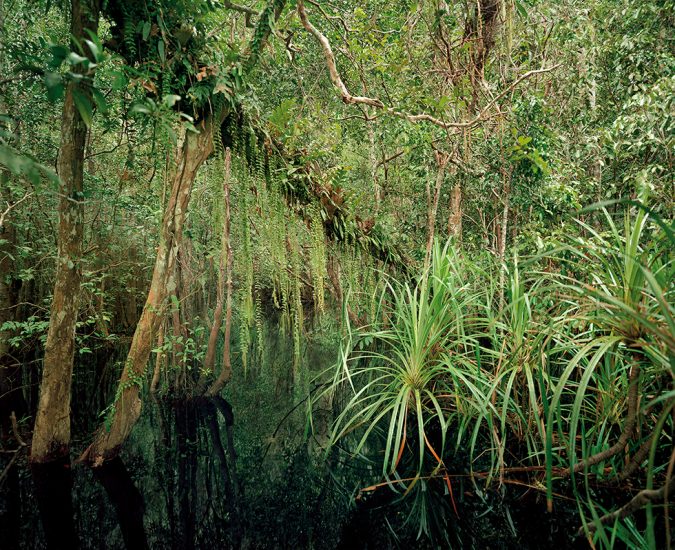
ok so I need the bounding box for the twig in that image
[0,191,33,230]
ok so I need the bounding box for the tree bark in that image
[31,0,100,464]
[447,182,462,241]
[82,117,216,465]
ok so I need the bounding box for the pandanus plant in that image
[319,242,497,538]
[319,195,672,545]
[543,194,674,547]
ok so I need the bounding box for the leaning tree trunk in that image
[82,116,216,465]
[31,0,100,464]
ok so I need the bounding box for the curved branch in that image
[297,0,560,130]
[297,0,383,108]
[565,363,640,476]
[579,475,675,536]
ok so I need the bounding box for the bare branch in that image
[297,0,384,108]
[297,0,561,131]
[0,191,33,230]
[223,0,258,17]
[579,475,675,537]
[389,64,562,129]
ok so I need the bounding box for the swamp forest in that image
[0,0,673,548]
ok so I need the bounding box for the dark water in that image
[0,325,589,549]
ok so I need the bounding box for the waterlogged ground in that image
[2,324,585,549]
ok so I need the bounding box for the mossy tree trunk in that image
[31,0,101,464]
[82,116,217,465]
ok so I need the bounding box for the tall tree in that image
[30,0,100,464]
[82,118,217,463]
[25,2,101,547]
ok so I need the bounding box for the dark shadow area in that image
[30,455,77,549]
[93,456,149,550]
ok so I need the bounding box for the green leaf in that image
[67,51,90,67]
[83,28,103,60]
[84,39,100,63]
[163,94,181,108]
[48,44,69,68]
[158,39,165,63]
[44,72,64,101]
[72,89,93,127]
[92,88,108,114]
[111,70,128,91]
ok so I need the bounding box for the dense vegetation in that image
[0,0,672,548]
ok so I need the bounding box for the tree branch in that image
[223,0,258,17]
[0,191,32,230]
[578,475,675,536]
[297,0,383,108]
[297,0,560,131]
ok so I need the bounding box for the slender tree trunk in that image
[29,4,100,535]
[170,282,185,391]
[206,148,233,396]
[424,151,449,270]
[150,321,166,394]
[82,117,216,465]
[497,170,510,309]
[31,0,100,463]
[366,117,381,209]
[447,182,462,241]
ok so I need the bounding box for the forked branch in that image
[297,0,560,131]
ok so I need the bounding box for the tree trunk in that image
[93,457,149,549]
[82,116,216,465]
[447,182,462,241]
[149,321,166,394]
[31,0,100,463]
[206,148,233,396]
[424,151,449,270]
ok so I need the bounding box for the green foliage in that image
[4,0,674,545]
[319,197,674,544]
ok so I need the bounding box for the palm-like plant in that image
[543,199,674,546]
[327,243,492,479]
[317,197,673,546]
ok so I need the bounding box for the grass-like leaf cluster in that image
[313,200,674,547]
